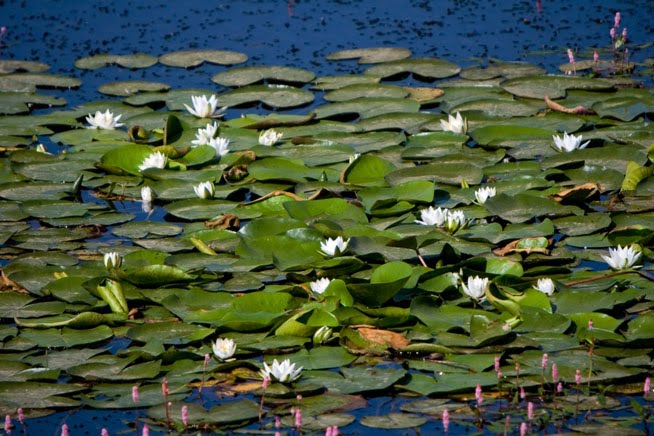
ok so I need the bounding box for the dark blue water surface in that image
[2,1,654,435]
[2,0,654,110]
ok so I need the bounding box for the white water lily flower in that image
[85,109,124,130]
[258,129,283,146]
[440,112,467,134]
[139,151,167,171]
[461,276,489,301]
[415,206,449,226]
[348,153,361,164]
[475,186,497,205]
[319,236,349,257]
[103,252,122,270]
[310,277,332,294]
[552,132,590,153]
[193,181,215,199]
[260,358,302,383]
[191,121,219,146]
[35,143,50,154]
[212,338,236,361]
[141,186,153,203]
[184,95,226,119]
[601,245,641,270]
[534,278,555,296]
[444,210,467,234]
[208,136,230,157]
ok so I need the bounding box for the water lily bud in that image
[312,326,332,345]
[103,251,122,271]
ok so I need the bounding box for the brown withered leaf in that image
[357,327,410,349]
[404,86,444,103]
[0,270,27,293]
[549,182,600,204]
[545,95,596,115]
[206,213,240,230]
[493,237,551,256]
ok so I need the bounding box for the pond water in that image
[1,0,654,435]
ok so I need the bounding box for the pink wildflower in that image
[101,429,109,436]
[622,27,627,43]
[527,401,534,420]
[5,415,11,434]
[161,378,169,397]
[132,385,139,405]
[262,376,270,389]
[181,405,189,428]
[594,51,599,63]
[294,407,302,428]
[541,353,548,370]
[552,363,559,383]
[610,27,617,40]
[614,12,621,28]
[17,409,24,425]
[142,425,149,436]
[557,382,563,393]
[520,386,526,400]
[644,376,651,395]
[567,49,575,64]
[588,319,593,331]
[275,416,281,428]
[475,384,483,407]
[494,355,501,373]
[442,409,450,432]
[203,353,210,368]
[61,424,69,436]
[575,369,582,385]
[520,422,528,436]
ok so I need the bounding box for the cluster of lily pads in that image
[0,44,654,434]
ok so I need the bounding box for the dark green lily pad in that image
[0,60,50,74]
[501,75,614,99]
[360,412,427,429]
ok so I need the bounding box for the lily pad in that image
[326,47,412,63]
[365,58,461,79]
[211,66,316,87]
[159,49,248,67]
[74,53,158,70]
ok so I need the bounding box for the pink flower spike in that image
[622,27,627,43]
[161,378,169,398]
[61,424,69,436]
[575,369,582,385]
[262,376,270,389]
[142,425,149,436]
[0,27,6,36]
[520,386,526,400]
[132,385,139,405]
[475,384,483,407]
[541,353,548,370]
[552,363,559,383]
[527,401,534,420]
[594,51,599,63]
[181,405,189,428]
[442,409,450,432]
[5,415,11,434]
[588,319,594,331]
[610,27,616,40]
[504,415,511,431]
[101,429,109,436]
[520,422,528,436]
[203,353,210,368]
[494,355,501,373]
[567,49,575,64]
[275,415,281,428]
[644,376,651,395]
[17,408,24,425]
[294,408,302,428]
[614,11,621,28]
[557,382,563,393]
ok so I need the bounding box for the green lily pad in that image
[211,66,315,87]
[217,84,314,108]
[501,75,614,99]
[98,80,170,97]
[74,53,158,70]
[361,412,427,429]
[364,58,460,79]
[326,47,412,63]
[159,49,248,67]
[0,60,50,74]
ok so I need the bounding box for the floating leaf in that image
[159,49,248,67]
[326,47,412,63]
[211,66,315,87]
